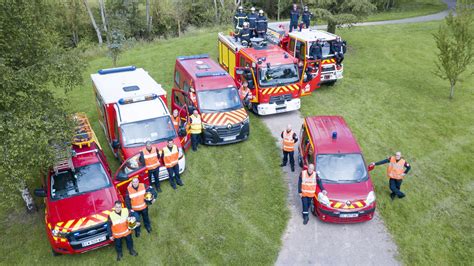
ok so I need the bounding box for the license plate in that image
[324,75,330,79]
[81,235,106,247]
[340,213,359,218]
[223,136,236,141]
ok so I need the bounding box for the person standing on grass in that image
[280,124,298,172]
[142,141,162,193]
[370,152,411,200]
[289,4,300,33]
[161,139,184,189]
[125,177,157,238]
[298,164,326,225]
[107,200,138,261]
[188,109,202,151]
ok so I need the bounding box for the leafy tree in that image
[433,0,473,99]
[309,0,376,33]
[0,0,85,211]
[108,29,126,66]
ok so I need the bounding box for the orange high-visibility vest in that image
[127,183,147,211]
[239,87,250,100]
[143,148,160,170]
[282,130,295,152]
[172,115,180,131]
[301,170,317,197]
[109,208,131,239]
[163,145,179,168]
[387,156,406,180]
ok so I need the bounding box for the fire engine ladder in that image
[53,146,74,174]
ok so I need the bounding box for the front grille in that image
[67,222,108,242]
[269,94,292,105]
[322,65,336,72]
[215,124,242,137]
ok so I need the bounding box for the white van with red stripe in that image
[172,55,250,145]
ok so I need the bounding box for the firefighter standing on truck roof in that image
[142,141,162,193]
[161,139,184,189]
[172,109,181,132]
[234,6,247,41]
[239,22,252,46]
[256,10,268,38]
[299,164,326,225]
[107,200,138,261]
[302,5,313,28]
[370,152,411,200]
[248,7,258,38]
[280,124,298,172]
[188,109,202,151]
[331,36,347,67]
[125,177,157,238]
[289,4,300,33]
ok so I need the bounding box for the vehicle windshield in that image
[316,154,368,183]
[258,63,299,87]
[121,116,176,147]
[50,163,110,200]
[321,41,333,58]
[197,87,243,113]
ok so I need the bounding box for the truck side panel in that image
[218,40,236,78]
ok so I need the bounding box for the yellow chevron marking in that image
[62,219,75,232]
[355,202,364,208]
[72,217,86,231]
[334,202,342,208]
[85,219,96,227]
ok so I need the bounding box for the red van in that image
[298,116,376,223]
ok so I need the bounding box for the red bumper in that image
[46,228,112,255]
[314,202,376,224]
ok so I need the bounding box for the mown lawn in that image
[301,22,473,264]
[0,29,289,265]
[365,0,447,22]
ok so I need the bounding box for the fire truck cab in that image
[268,27,344,85]
[218,33,320,115]
[172,55,250,145]
[91,66,187,182]
[34,113,119,255]
[298,116,376,223]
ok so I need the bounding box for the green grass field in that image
[365,0,447,22]
[301,22,473,264]
[0,29,289,265]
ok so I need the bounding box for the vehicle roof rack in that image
[72,113,100,149]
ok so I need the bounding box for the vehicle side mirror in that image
[116,171,129,181]
[112,139,121,149]
[34,188,46,197]
[368,164,375,172]
[178,125,187,137]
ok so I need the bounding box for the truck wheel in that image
[51,249,62,257]
[251,104,260,116]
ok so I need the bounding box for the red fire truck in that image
[34,113,120,255]
[171,54,249,145]
[217,33,320,115]
[91,66,188,182]
[268,26,344,85]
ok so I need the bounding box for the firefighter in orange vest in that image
[172,109,181,132]
[107,200,138,261]
[161,139,184,189]
[298,164,326,224]
[125,177,157,237]
[280,124,298,172]
[142,141,162,192]
[239,81,253,109]
[370,151,411,200]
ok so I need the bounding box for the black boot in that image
[280,163,286,167]
[117,253,123,261]
[390,193,396,201]
[303,215,309,225]
[129,249,138,256]
[155,185,162,193]
[146,227,152,233]
[291,166,295,172]
[135,231,140,238]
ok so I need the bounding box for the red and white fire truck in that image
[91,66,187,182]
[34,113,120,255]
[218,33,320,115]
[267,26,344,85]
[171,54,249,145]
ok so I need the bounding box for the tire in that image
[52,249,62,257]
[326,80,337,86]
[251,104,260,116]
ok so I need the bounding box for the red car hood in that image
[47,187,117,230]
[323,179,374,201]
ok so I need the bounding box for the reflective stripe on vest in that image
[127,183,147,211]
[143,148,160,170]
[282,130,295,152]
[172,116,180,131]
[190,114,202,134]
[387,156,406,180]
[110,208,131,238]
[301,170,317,197]
[163,145,179,168]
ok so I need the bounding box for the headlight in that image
[365,191,376,205]
[178,147,184,159]
[317,192,331,207]
[51,229,67,238]
[241,116,249,125]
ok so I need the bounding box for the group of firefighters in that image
[279,124,411,225]
[234,6,268,45]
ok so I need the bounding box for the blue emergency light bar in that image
[98,66,136,75]
[118,93,158,105]
[195,71,228,78]
[177,54,209,61]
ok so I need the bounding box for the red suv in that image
[298,116,376,223]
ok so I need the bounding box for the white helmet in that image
[259,10,264,15]
[251,7,255,12]
[243,22,249,28]
[238,6,243,10]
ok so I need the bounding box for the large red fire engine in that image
[91,66,188,183]
[217,33,320,115]
[34,113,120,255]
[171,55,250,145]
[267,26,344,85]
[298,116,376,223]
